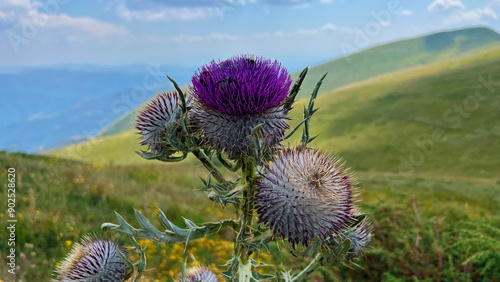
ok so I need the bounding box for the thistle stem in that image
[234,156,256,280]
[291,253,322,282]
[192,149,226,183]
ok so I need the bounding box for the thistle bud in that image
[54,234,129,282]
[345,217,372,259]
[136,91,192,154]
[178,266,218,282]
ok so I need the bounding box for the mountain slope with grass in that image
[48,46,500,183]
[296,26,500,99]
[304,46,500,180]
[95,27,500,137]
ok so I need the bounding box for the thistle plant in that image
[59,54,373,281]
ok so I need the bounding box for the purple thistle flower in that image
[191,55,291,115]
[136,91,191,154]
[254,148,355,246]
[178,266,218,282]
[345,217,372,259]
[54,234,129,282]
[190,55,292,157]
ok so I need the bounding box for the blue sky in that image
[1,0,499,68]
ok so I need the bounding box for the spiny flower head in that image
[136,91,191,154]
[190,55,291,157]
[190,55,292,115]
[345,217,372,259]
[54,234,129,282]
[178,266,218,282]
[255,148,356,246]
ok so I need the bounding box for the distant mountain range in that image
[0,64,196,152]
[2,27,499,153]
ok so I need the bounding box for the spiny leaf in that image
[284,67,308,113]
[166,75,187,113]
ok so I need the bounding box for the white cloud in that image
[116,3,219,21]
[0,0,40,9]
[290,3,310,9]
[2,0,129,40]
[263,0,332,5]
[34,13,128,37]
[173,34,202,43]
[173,33,238,43]
[174,22,357,44]
[320,23,338,32]
[427,0,465,12]
[296,28,319,35]
[427,0,497,26]
[295,23,358,35]
[0,10,16,22]
[207,33,238,40]
[400,10,413,16]
[443,7,498,25]
[250,31,285,38]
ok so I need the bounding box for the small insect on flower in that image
[216,77,238,92]
[54,234,130,282]
[178,266,218,282]
[136,91,192,154]
[190,55,292,157]
[199,71,211,87]
[246,55,256,64]
[255,148,356,246]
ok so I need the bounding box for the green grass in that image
[1,151,499,280]
[45,130,158,165]
[0,151,235,280]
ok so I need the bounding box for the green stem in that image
[234,156,256,279]
[282,118,307,141]
[192,149,226,183]
[291,253,322,282]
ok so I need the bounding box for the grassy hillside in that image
[98,109,138,137]
[46,130,153,165]
[2,150,499,281]
[301,46,500,180]
[294,27,500,98]
[95,27,500,136]
[0,151,233,281]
